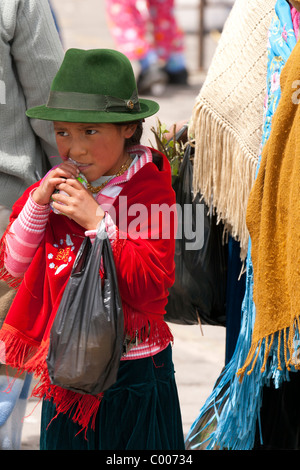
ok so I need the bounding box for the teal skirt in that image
[40,345,185,450]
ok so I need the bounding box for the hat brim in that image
[26,98,159,123]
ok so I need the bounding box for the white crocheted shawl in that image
[190,0,276,259]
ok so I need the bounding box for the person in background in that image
[0,0,63,449]
[48,1,63,42]
[105,0,188,95]
[186,0,300,450]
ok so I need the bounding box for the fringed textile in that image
[189,0,276,259]
[239,21,300,378]
[185,0,298,450]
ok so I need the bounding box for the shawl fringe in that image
[190,100,258,260]
[238,319,300,380]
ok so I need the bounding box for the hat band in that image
[46,89,141,113]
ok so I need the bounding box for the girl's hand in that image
[50,177,104,230]
[32,161,79,206]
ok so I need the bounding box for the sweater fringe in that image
[190,99,258,260]
[0,325,39,367]
[0,307,173,434]
[122,302,173,349]
[0,325,103,433]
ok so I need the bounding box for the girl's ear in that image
[123,123,138,139]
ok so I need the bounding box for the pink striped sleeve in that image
[4,190,50,277]
[85,212,117,243]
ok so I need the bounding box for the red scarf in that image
[0,150,175,432]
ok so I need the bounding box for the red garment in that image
[0,149,176,432]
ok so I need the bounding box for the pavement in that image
[20,0,229,450]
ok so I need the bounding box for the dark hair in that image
[116,120,144,149]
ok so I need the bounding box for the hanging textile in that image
[189,0,276,259]
[185,0,298,450]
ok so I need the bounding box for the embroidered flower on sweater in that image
[48,234,75,275]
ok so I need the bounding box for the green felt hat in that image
[26,48,159,123]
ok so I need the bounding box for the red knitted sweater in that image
[0,149,176,432]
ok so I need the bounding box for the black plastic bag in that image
[47,221,124,395]
[165,144,227,326]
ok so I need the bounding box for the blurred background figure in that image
[49,0,62,42]
[0,0,63,449]
[105,0,188,95]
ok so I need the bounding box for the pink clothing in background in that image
[105,0,185,61]
[291,6,300,40]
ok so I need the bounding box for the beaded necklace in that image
[86,157,132,194]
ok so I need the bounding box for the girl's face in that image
[53,121,137,182]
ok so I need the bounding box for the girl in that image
[0,48,184,450]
